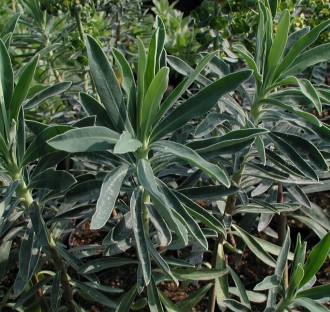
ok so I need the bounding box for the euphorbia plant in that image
[165,0,330,310]
[0,16,80,311]
[46,16,253,310]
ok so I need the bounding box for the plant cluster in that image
[1,0,330,311]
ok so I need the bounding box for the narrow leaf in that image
[297,78,322,115]
[79,92,114,128]
[10,54,39,122]
[112,48,136,129]
[267,10,290,73]
[299,232,330,287]
[152,141,230,187]
[137,159,188,244]
[78,257,138,274]
[151,70,252,142]
[24,81,71,109]
[131,187,151,286]
[275,20,330,80]
[293,297,330,312]
[141,67,169,137]
[281,43,330,78]
[115,285,137,312]
[73,280,118,308]
[28,168,76,191]
[86,35,127,132]
[91,164,129,229]
[232,224,276,267]
[147,277,164,312]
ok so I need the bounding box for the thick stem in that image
[276,183,289,289]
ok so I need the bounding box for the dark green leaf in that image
[281,43,330,78]
[22,125,72,166]
[175,191,226,237]
[10,54,39,122]
[79,92,114,128]
[86,35,127,132]
[147,277,164,312]
[29,201,50,246]
[72,280,118,308]
[267,10,290,73]
[147,204,172,247]
[297,78,322,114]
[151,70,252,142]
[106,211,133,243]
[268,133,318,180]
[115,285,137,312]
[232,224,276,267]
[112,48,136,130]
[51,272,61,312]
[0,38,13,136]
[1,13,20,38]
[146,237,178,285]
[179,185,239,201]
[156,179,208,249]
[152,141,230,187]
[78,257,138,274]
[228,266,250,308]
[24,81,71,109]
[176,283,213,312]
[156,51,218,123]
[141,67,169,138]
[14,276,52,308]
[137,160,188,245]
[65,179,102,203]
[187,128,268,153]
[271,132,328,172]
[275,20,330,81]
[28,168,77,191]
[285,184,311,209]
